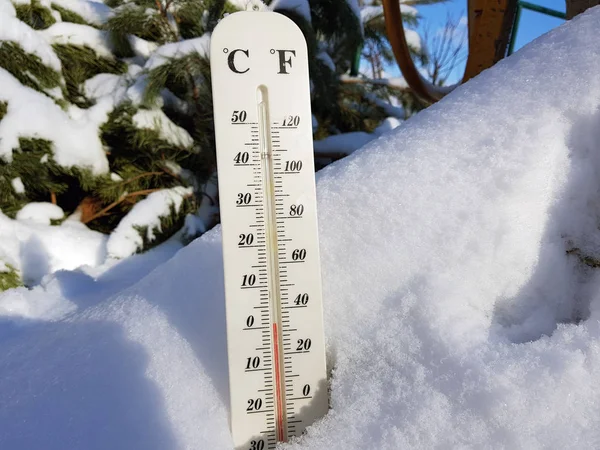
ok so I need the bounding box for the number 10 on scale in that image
[211,10,328,450]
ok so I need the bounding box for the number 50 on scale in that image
[211,10,328,450]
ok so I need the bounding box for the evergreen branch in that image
[115,171,164,187]
[340,75,412,92]
[567,248,600,268]
[0,264,22,292]
[0,42,63,98]
[51,3,89,25]
[14,0,56,29]
[155,0,165,16]
[82,188,163,224]
[106,5,164,45]
[52,44,126,106]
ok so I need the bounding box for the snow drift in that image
[3,7,600,449]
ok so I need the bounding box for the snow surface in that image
[270,0,311,23]
[0,282,77,321]
[128,35,159,60]
[0,0,15,16]
[106,186,193,258]
[361,4,417,24]
[344,0,360,20]
[314,131,375,155]
[0,69,109,174]
[84,72,129,101]
[316,50,335,71]
[132,109,194,148]
[41,23,115,59]
[144,35,210,71]
[51,0,112,25]
[403,29,421,51]
[10,177,24,194]
[0,211,107,286]
[227,0,268,11]
[314,119,401,155]
[0,1,63,71]
[3,6,600,450]
[16,202,64,225]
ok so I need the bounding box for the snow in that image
[0,211,107,286]
[11,177,24,194]
[0,69,109,174]
[0,6,62,71]
[132,109,194,147]
[144,35,210,71]
[0,0,15,17]
[16,202,64,225]
[360,5,381,23]
[128,35,159,60]
[106,186,193,258]
[2,6,600,450]
[227,0,267,11]
[84,72,128,101]
[374,116,401,135]
[11,0,50,6]
[51,0,112,25]
[314,119,401,155]
[270,0,311,23]
[314,131,374,155]
[86,66,181,112]
[317,50,335,71]
[345,0,360,20]
[0,283,77,321]
[360,3,417,23]
[405,28,421,51]
[368,93,406,118]
[341,73,409,90]
[41,23,115,59]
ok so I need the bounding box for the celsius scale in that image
[211,9,328,450]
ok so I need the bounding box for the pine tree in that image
[0,0,433,288]
[1,0,224,266]
[351,0,446,118]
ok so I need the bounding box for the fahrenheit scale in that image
[210,10,328,450]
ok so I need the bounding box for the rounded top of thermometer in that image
[210,10,308,59]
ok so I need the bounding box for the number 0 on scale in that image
[211,10,328,450]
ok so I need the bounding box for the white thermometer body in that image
[211,11,328,450]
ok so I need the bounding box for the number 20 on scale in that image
[211,9,329,450]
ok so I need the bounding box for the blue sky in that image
[406,0,566,81]
[416,0,565,49]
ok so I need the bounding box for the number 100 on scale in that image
[211,10,328,450]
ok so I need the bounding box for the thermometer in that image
[211,9,328,450]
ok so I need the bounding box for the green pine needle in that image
[51,3,90,25]
[14,0,56,29]
[52,44,126,107]
[132,194,196,253]
[0,264,22,292]
[106,5,169,44]
[0,42,63,97]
